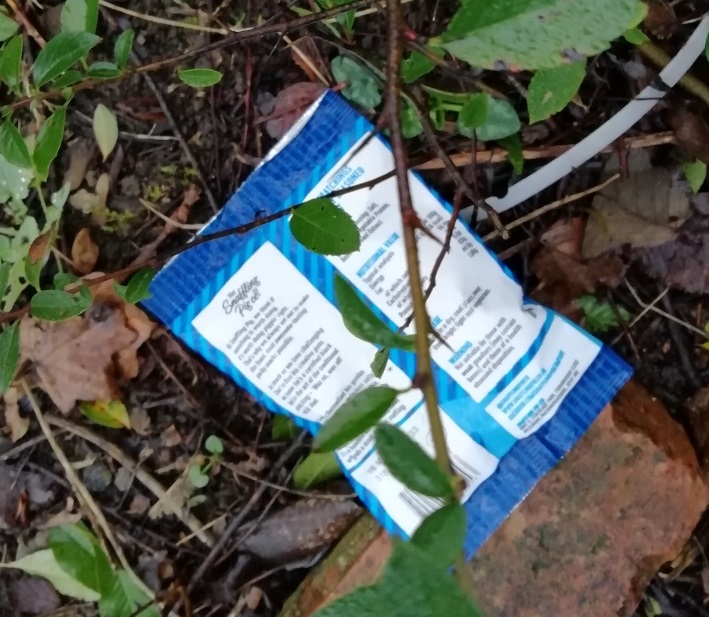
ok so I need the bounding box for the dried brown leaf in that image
[540,217,584,259]
[671,106,709,166]
[3,387,29,443]
[148,474,193,520]
[28,231,52,266]
[63,139,93,190]
[71,228,99,275]
[265,83,327,140]
[643,0,678,39]
[128,493,151,516]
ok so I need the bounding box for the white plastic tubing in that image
[474,16,709,218]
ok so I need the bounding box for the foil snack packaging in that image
[144,92,632,557]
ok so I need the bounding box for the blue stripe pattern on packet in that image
[143,91,632,558]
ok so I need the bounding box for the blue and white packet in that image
[144,91,632,558]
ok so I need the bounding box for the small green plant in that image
[577,295,631,333]
[188,434,224,489]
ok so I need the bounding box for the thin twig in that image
[100,0,235,33]
[6,0,46,47]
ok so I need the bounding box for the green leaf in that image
[188,464,209,488]
[624,27,649,44]
[99,570,157,617]
[499,133,524,175]
[0,34,23,89]
[439,0,644,70]
[87,60,121,79]
[334,275,415,351]
[0,322,19,394]
[61,0,99,34]
[577,295,630,333]
[476,97,520,141]
[30,289,91,320]
[178,68,223,88]
[411,504,467,567]
[457,93,488,137]
[113,267,155,304]
[54,272,79,290]
[114,29,134,69]
[315,386,399,451]
[528,61,585,123]
[370,347,389,378]
[374,424,453,498]
[682,159,707,194]
[33,31,100,87]
[0,121,31,168]
[49,523,115,595]
[0,10,18,42]
[401,51,436,84]
[293,451,343,489]
[0,262,9,296]
[0,549,100,602]
[272,415,298,441]
[51,69,83,88]
[290,198,360,255]
[93,103,118,160]
[34,106,66,181]
[79,400,131,429]
[331,56,382,108]
[401,102,423,139]
[205,435,224,455]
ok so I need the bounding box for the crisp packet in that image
[143,91,631,557]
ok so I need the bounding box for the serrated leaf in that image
[401,51,437,84]
[114,29,134,69]
[205,435,223,454]
[624,27,649,44]
[79,400,131,429]
[374,424,453,498]
[370,347,389,378]
[457,93,488,137]
[528,61,585,123]
[33,31,100,87]
[93,103,118,161]
[476,97,519,141]
[188,465,209,488]
[0,10,18,42]
[0,550,100,602]
[331,56,381,108]
[577,295,630,333]
[0,121,31,168]
[272,415,298,441]
[411,504,467,567]
[113,267,155,304]
[499,133,524,175]
[34,107,66,180]
[0,35,23,89]
[87,61,120,78]
[682,159,706,194]
[334,274,415,350]
[30,289,91,321]
[0,322,19,394]
[293,451,343,489]
[439,0,644,70]
[290,198,360,255]
[61,0,99,34]
[99,570,157,617]
[315,386,399,452]
[178,68,223,88]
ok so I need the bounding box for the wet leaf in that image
[374,424,453,498]
[331,55,381,108]
[293,451,343,489]
[178,68,223,88]
[334,274,415,351]
[0,121,31,168]
[577,295,630,333]
[113,267,155,304]
[93,103,118,161]
[205,435,223,455]
[290,198,360,255]
[265,82,326,139]
[272,415,298,441]
[61,0,99,34]
[79,400,131,429]
[33,31,100,86]
[99,570,157,617]
[34,106,67,181]
[438,0,643,70]
[0,35,23,89]
[71,227,99,274]
[457,93,488,137]
[315,386,399,452]
[0,322,19,394]
[411,504,467,567]
[682,159,706,194]
[113,29,134,69]
[527,61,586,123]
[0,10,19,42]
[476,97,519,141]
[370,347,389,378]
[30,289,91,321]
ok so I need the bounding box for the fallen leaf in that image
[9,576,61,614]
[671,106,709,166]
[3,386,29,443]
[28,231,52,265]
[79,399,131,429]
[540,217,584,259]
[290,36,330,83]
[69,172,110,215]
[71,228,99,274]
[265,82,327,140]
[160,424,182,448]
[643,0,678,39]
[63,138,92,190]
[148,474,193,520]
[128,493,150,516]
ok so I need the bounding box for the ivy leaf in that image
[374,424,453,498]
[0,550,100,602]
[178,68,223,88]
[293,451,343,489]
[34,107,66,181]
[0,121,31,168]
[290,198,360,255]
[113,268,155,304]
[0,34,23,90]
[331,56,381,108]
[498,133,524,175]
[577,295,630,333]
[93,103,118,161]
[476,97,520,141]
[457,93,488,137]
[401,102,423,138]
[0,10,18,42]
[370,347,389,378]
[87,61,121,79]
[99,570,157,617]
[272,415,298,441]
[401,51,437,84]
[79,400,131,429]
[528,61,586,123]
[682,159,707,194]
[438,0,644,70]
[113,29,134,69]
[30,289,91,321]
[61,0,99,34]
[0,322,19,394]
[33,31,100,87]
[411,504,467,567]
[314,386,399,452]
[205,435,223,455]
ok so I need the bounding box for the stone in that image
[281,380,709,617]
